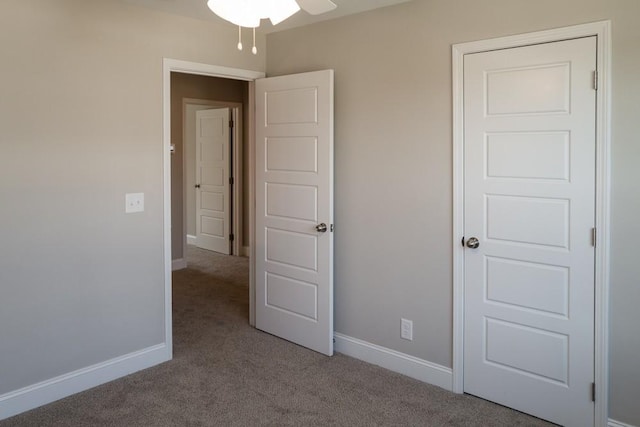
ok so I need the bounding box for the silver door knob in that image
[316,223,327,233]
[466,237,480,249]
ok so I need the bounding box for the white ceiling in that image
[119,0,413,33]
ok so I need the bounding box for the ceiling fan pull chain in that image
[237,25,243,51]
[252,27,257,55]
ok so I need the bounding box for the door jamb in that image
[182,99,243,256]
[163,59,265,356]
[451,21,611,426]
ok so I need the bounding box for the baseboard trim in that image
[186,234,197,245]
[609,419,638,427]
[334,333,453,391]
[241,246,250,257]
[0,343,170,421]
[172,258,187,271]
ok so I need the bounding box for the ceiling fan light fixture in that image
[207,0,300,28]
[207,0,336,54]
[206,0,260,28]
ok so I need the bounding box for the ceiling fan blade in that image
[297,0,337,15]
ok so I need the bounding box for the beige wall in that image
[1,0,638,424]
[0,0,264,396]
[170,73,249,260]
[266,0,640,424]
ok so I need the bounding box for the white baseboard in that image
[172,258,187,271]
[334,333,453,392]
[186,234,197,245]
[241,246,250,257]
[609,419,638,427]
[0,343,170,421]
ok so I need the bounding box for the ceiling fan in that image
[207,0,337,53]
[206,0,337,28]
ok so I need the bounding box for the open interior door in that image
[195,108,231,255]
[255,70,334,356]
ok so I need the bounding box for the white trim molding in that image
[247,80,257,327]
[186,234,197,246]
[451,20,611,427]
[0,344,169,421]
[172,258,187,271]
[165,59,264,82]
[242,246,250,257]
[609,419,638,427]
[334,333,453,391]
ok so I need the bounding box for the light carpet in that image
[1,245,553,426]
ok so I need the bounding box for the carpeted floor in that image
[1,245,553,426]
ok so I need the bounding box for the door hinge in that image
[229,177,234,185]
[591,228,596,247]
[591,382,596,402]
[593,70,598,91]
[229,120,234,128]
[229,233,234,242]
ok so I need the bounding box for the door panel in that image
[266,228,318,270]
[265,87,319,124]
[196,108,231,255]
[486,195,569,247]
[485,63,570,115]
[266,273,318,320]
[266,183,318,221]
[463,37,596,427]
[485,318,568,383]
[255,70,334,356]
[485,257,569,316]
[486,131,570,180]
[266,137,318,172]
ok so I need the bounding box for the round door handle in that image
[195,184,201,189]
[316,223,327,233]
[466,237,480,249]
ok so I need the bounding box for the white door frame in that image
[451,21,611,426]
[163,59,265,354]
[182,98,243,256]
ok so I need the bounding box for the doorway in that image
[170,72,251,266]
[164,61,336,356]
[451,21,611,427]
[163,60,265,345]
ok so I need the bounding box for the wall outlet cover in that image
[401,318,413,341]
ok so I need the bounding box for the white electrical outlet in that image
[125,193,144,213]
[401,318,413,341]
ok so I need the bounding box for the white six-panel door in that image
[195,108,231,255]
[463,37,597,426]
[255,70,334,356]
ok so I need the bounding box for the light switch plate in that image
[125,193,144,213]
